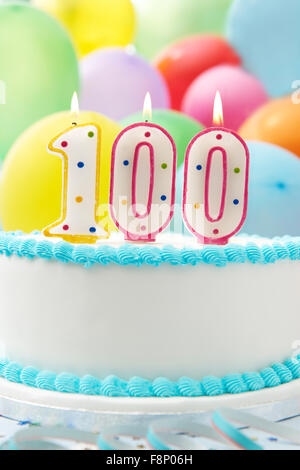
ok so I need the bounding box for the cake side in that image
[0,232,300,397]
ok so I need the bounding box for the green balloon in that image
[121,110,204,168]
[0,2,79,160]
[134,0,233,60]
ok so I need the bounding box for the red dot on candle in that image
[61,141,68,147]
[213,229,219,235]
[63,225,69,231]
[216,134,223,140]
[140,225,147,231]
[145,132,151,138]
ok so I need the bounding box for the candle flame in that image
[71,91,80,117]
[213,91,224,127]
[143,92,152,122]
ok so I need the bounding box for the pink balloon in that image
[80,47,170,121]
[182,65,269,130]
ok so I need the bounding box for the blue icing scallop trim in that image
[35,371,57,391]
[79,375,102,396]
[0,231,300,268]
[2,355,300,398]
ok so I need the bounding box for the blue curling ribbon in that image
[212,408,300,451]
[147,418,233,450]
[147,428,172,451]
[212,410,262,450]
[97,435,115,451]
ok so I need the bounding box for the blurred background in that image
[0,0,300,238]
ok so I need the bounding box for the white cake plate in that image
[1,377,300,432]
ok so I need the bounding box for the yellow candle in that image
[0,110,121,235]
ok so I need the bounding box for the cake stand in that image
[1,377,300,431]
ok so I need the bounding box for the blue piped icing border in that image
[1,356,300,397]
[1,230,300,268]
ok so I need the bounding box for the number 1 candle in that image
[183,92,250,245]
[43,93,109,243]
[110,94,177,242]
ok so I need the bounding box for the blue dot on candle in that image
[89,227,96,233]
[233,199,239,205]
[196,165,202,171]
[77,162,85,168]
[123,160,129,166]
[276,181,286,190]
[161,195,167,201]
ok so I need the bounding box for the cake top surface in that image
[0,230,300,268]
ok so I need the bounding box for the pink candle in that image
[110,94,177,242]
[183,92,250,245]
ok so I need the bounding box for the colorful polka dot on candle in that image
[276,182,286,190]
[194,203,200,209]
[88,131,94,138]
[145,132,151,138]
[123,160,129,166]
[63,225,69,231]
[77,162,84,168]
[161,195,167,201]
[121,199,127,205]
[89,227,96,233]
[213,229,219,235]
[61,141,68,148]
[216,134,223,140]
[140,225,146,231]
[161,163,167,169]
[233,199,239,205]
[75,196,83,203]
[196,165,202,171]
[234,168,240,174]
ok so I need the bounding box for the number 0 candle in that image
[110,94,177,242]
[183,92,250,245]
[43,93,109,243]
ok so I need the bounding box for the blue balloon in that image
[175,142,300,238]
[226,0,300,97]
[243,142,300,237]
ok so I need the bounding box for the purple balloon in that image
[80,47,170,120]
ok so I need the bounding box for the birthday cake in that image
[0,104,300,407]
[0,103,299,415]
[0,230,300,400]
[0,0,300,424]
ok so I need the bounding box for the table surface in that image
[2,408,300,450]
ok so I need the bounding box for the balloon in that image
[227,0,300,97]
[155,35,240,110]
[121,110,204,168]
[0,2,79,161]
[80,48,170,121]
[32,0,136,57]
[182,65,269,131]
[172,164,189,236]
[134,0,233,60]
[175,142,300,237]
[239,96,300,158]
[243,142,300,237]
[0,112,121,234]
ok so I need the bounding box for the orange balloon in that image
[239,96,300,157]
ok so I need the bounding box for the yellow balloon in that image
[0,111,121,234]
[32,0,136,57]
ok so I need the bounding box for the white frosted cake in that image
[0,230,300,401]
